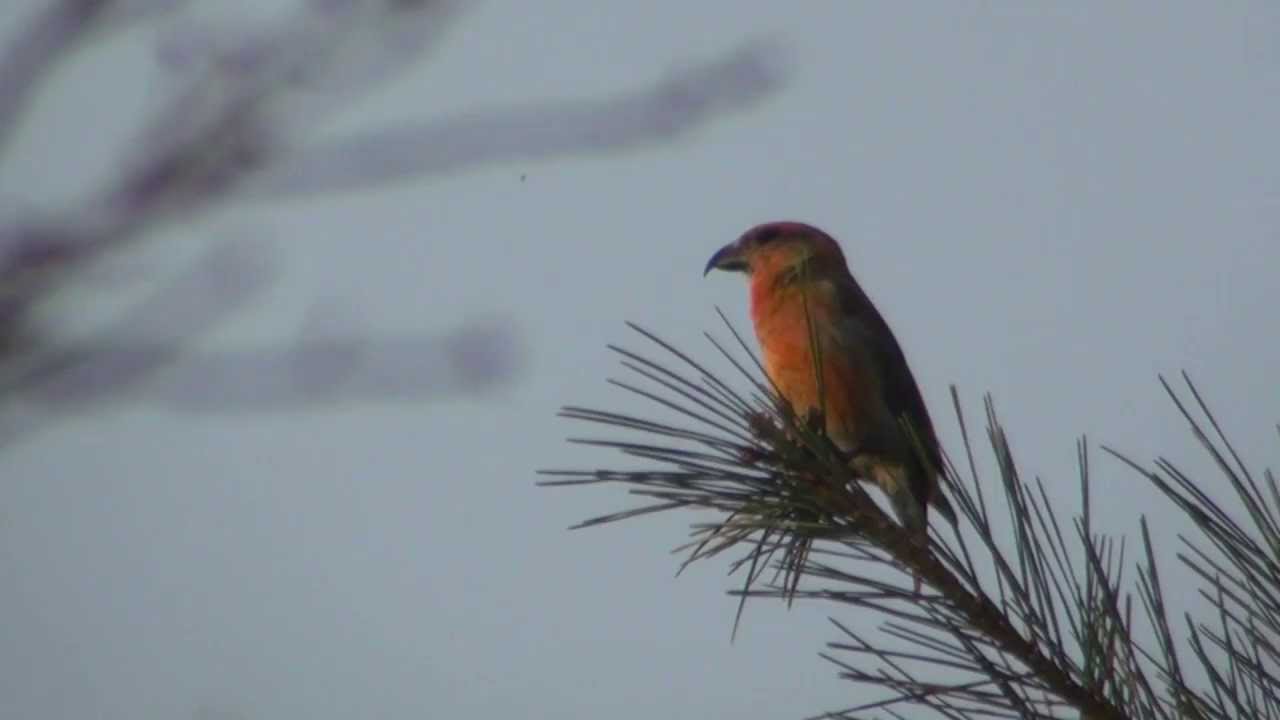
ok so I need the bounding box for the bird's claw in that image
[737,444,776,466]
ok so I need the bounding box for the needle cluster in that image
[542,319,1279,720]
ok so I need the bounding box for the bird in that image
[704,220,957,541]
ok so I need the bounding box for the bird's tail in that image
[851,454,958,532]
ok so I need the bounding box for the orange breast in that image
[749,280,875,451]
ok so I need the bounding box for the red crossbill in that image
[705,221,957,538]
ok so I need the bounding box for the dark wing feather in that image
[830,274,958,526]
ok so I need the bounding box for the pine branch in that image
[543,323,1279,719]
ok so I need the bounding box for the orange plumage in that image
[705,221,957,536]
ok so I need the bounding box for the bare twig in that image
[0,1,785,425]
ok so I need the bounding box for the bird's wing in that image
[809,274,959,527]
[827,275,946,478]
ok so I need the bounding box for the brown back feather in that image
[830,273,958,527]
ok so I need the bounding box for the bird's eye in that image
[754,227,783,246]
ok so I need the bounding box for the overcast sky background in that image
[1,2,1278,719]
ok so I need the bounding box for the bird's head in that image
[704,221,848,283]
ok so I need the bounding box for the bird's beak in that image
[704,240,749,276]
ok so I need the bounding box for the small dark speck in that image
[519,173,527,182]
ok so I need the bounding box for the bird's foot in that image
[737,444,777,466]
[741,411,787,465]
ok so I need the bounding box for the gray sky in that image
[1,2,1278,718]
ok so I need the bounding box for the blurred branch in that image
[0,1,785,425]
[154,318,520,411]
[0,1,112,155]
[7,232,276,407]
[0,229,519,445]
[0,0,189,154]
[544,324,1279,719]
[241,40,784,197]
